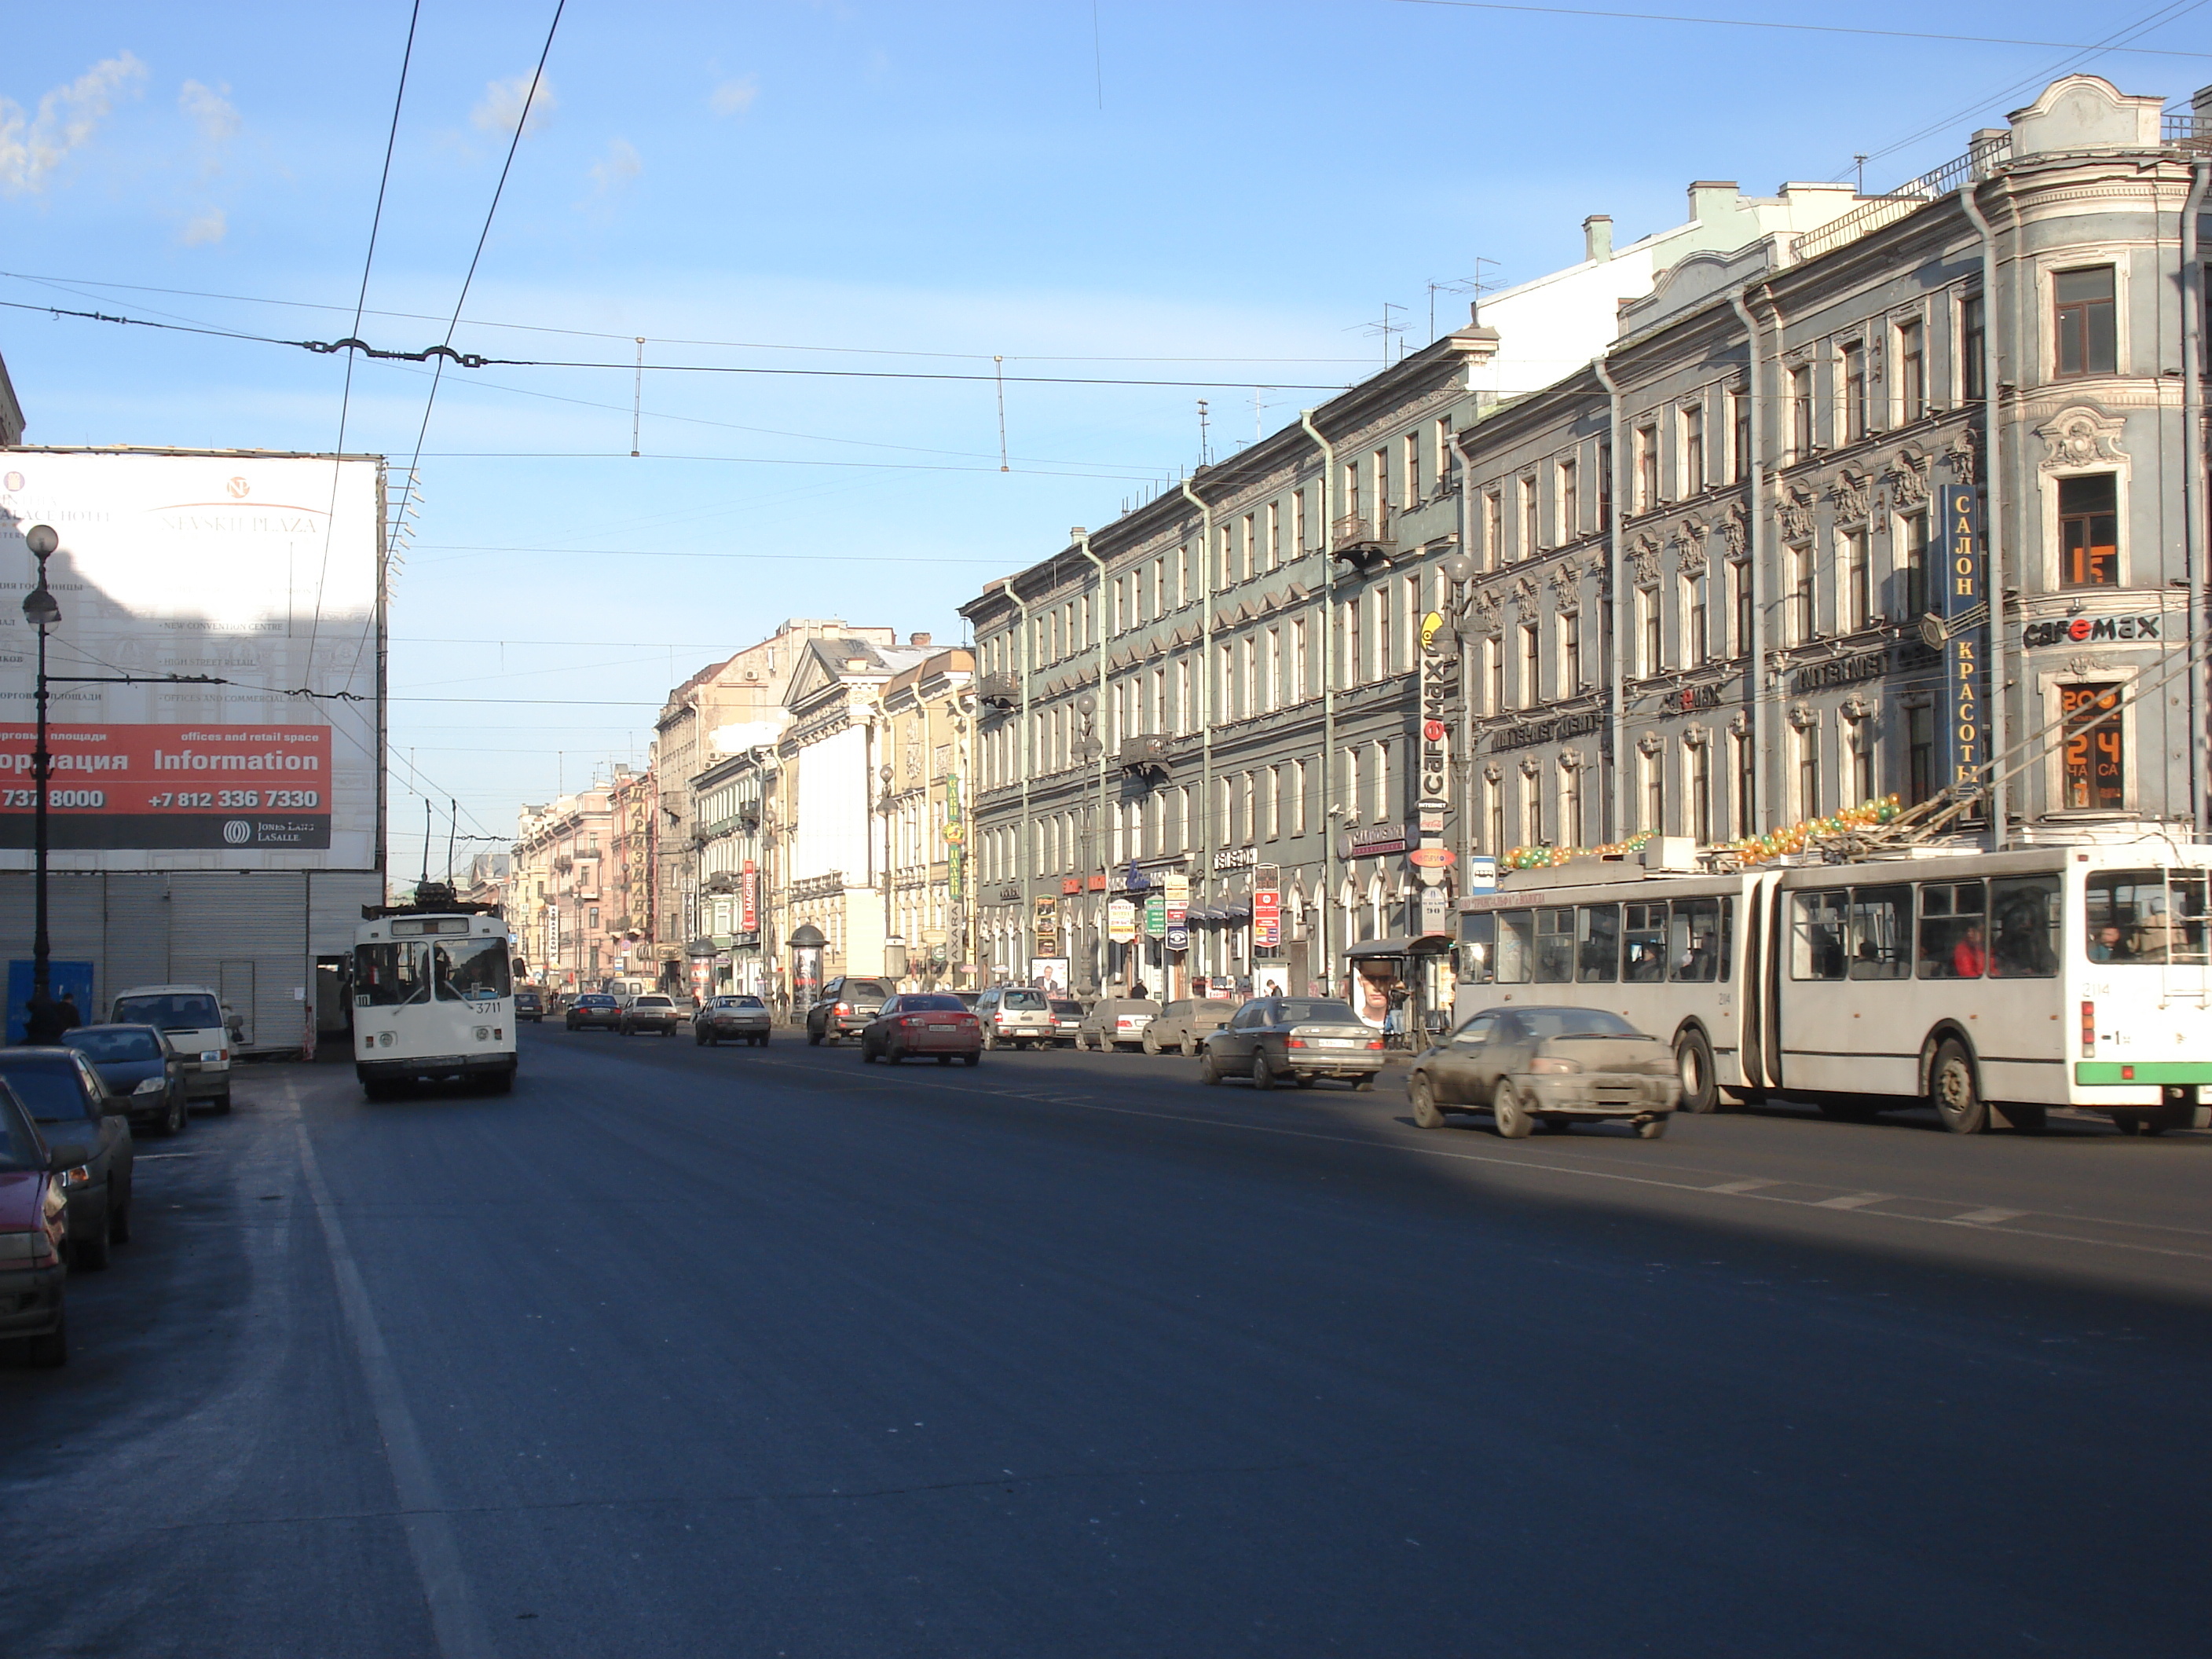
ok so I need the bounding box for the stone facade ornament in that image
[1943,427,1979,485]
[1840,693,1872,722]
[1482,760,1503,784]
[1549,557,1584,610]
[1636,730,1664,757]
[1787,701,1819,731]
[1721,504,1749,558]
[1559,748,1587,773]
[1675,520,1710,576]
[1826,471,1871,525]
[1778,486,1815,544]
[1884,447,1931,510]
[1728,709,1750,737]
[1511,574,1539,610]
[2034,404,2129,473]
[1518,754,1542,778]
[1682,723,1710,749]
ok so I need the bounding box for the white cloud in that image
[709,75,757,118]
[0,52,149,196]
[178,79,237,145]
[584,137,642,198]
[180,208,225,245]
[471,72,557,137]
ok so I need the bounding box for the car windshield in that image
[899,994,967,1011]
[0,1088,42,1171]
[1517,1009,1642,1041]
[112,992,222,1030]
[0,1057,94,1124]
[1051,1000,1084,1016]
[62,1027,163,1064]
[1279,1000,1357,1024]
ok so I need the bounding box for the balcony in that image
[1118,733,1171,784]
[1331,511,1390,571]
[976,672,1020,709]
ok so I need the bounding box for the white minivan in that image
[109,984,238,1112]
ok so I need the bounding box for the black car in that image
[0,1081,71,1367]
[565,994,623,1032]
[1199,998,1384,1090]
[60,1025,189,1138]
[806,976,892,1046]
[515,990,545,1023]
[0,1049,135,1272]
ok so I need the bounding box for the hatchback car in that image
[619,994,683,1037]
[1049,998,1086,1046]
[975,985,1055,1049]
[565,994,623,1032]
[61,1024,189,1138]
[1408,1006,1679,1138]
[0,1049,135,1271]
[1077,998,1162,1052]
[514,990,544,1024]
[807,977,893,1046]
[108,984,235,1111]
[0,1081,71,1368]
[695,995,772,1047]
[859,994,983,1065]
[1200,998,1382,1090]
[1141,998,1236,1057]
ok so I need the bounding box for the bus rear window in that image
[2086,870,2210,965]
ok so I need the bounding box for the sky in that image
[4,0,2208,877]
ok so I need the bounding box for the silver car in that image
[1077,998,1161,1051]
[1199,997,1383,1090]
[1407,1005,1679,1138]
[694,994,772,1048]
[975,986,1055,1049]
[1140,998,1235,1057]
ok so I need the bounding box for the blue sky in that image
[5,1,2207,873]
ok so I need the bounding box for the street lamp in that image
[21,525,60,1028]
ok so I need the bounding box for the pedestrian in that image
[1130,980,1148,999]
[1951,921,1987,979]
[55,991,82,1035]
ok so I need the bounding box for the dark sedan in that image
[515,990,544,1023]
[1407,1006,1679,1138]
[694,994,772,1047]
[1199,998,1383,1090]
[0,1081,71,1367]
[565,994,623,1032]
[61,1024,189,1138]
[0,1049,135,1272]
[859,994,983,1065]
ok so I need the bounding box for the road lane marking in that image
[1953,1207,2028,1225]
[1704,1179,1778,1194]
[1812,1192,1889,1210]
[294,1116,496,1659]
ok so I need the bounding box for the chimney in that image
[1687,180,1739,224]
[910,631,932,647]
[1069,526,1087,542]
[2197,85,2212,122]
[1583,214,1613,263]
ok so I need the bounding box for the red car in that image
[859,994,983,1066]
[0,1079,71,1368]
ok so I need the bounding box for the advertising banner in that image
[1934,481,1986,793]
[1108,896,1137,944]
[0,452,383,871]
[1032,894,1060,955]
[1163,869,1188,950]
[1252,862,1280,952]
[739,862,758,935]
[1144,891,1166,938]
[1414,608,1455,940]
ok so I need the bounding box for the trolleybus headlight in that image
[474,1027,492,1042]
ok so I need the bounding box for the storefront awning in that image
[1344,935,1451,960]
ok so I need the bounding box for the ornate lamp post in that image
[20,526,60,1026]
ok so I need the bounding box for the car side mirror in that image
[46,1141,93,1172]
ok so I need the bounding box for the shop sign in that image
[1086,872,1108,892]
[1163,869,1189,950]
[1144,892,1166,937]
[1342,822,1408,859]
[1252,884,1280,951]
[739,862,757,936]
[1408,846,1456,869]
[1108,896,1137,944]
[1789,650,1889,696]
[1492,708,1606,753]
[1935,482,1986,790]
[1212,844,1258,871]
[1061,876,1083,895]
[1033,894,1060,955]
[2022,614,2161,649]
[1419,885,1450,939]
[1665,683,1726,714]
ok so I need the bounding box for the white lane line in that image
[294,1117,496,1659]
[135,1152,207,1161]
[737,1053,2212,1263]
[1812,1192,1890,1210]
[1953,1207,2028,1225]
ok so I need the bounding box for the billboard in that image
[0,451,383,871]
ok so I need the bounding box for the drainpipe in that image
[1300,409,1339,993]
[1727,287,1770,836]
[1591,355,1628,842]
[2181,157,2210,835]
[1074,533,1110,989]
[1179,479,1215,996]
[1960,181,2009,847]
[996,577,1034,984]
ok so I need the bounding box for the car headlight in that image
[134,1076,166,1094]
[60,1165,92,1188]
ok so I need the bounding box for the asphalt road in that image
[4,1025,2207,1657]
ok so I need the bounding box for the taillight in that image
[2080,1000,2095,1058]
[836,1002,851,1015]
[1366,1039,1384,1050]
[1287,1037,1307,1049]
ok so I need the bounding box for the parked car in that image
[1408,1006,1679,1138]
[0,1080,71,1368]
[859,994,983,1065]
[953,991,983,1011]
[1141,998,1236,1057]
[1077,998,1162,1051]
[974,985,1054,1049]
[695,994,772,1047]
[0,1049,134,1271]
[619,994,683,1037]
[1200,998,1382,1090]
[515,990,544,1024]
[1049,998,1086,1045]
[60,1025,189,1138]
[108,984,234,1111]
[807,977,893,1046]
[565,994,623,1032]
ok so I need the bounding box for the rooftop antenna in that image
[1196,399,1210,467]
[1357,302,1406,367]
[1854,154,1868,194]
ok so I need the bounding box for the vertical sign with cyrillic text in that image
[1935,482,1986,793]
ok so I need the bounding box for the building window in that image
[1843,526,1872,632]
[1483,489,1503,567]
[1293,490,1307,555]
[1639,587,1661,677]
[1796,723,1822,819]
[1729,389,1751,483]
[1403,431,1422,507]
[1522,776,1543,848]
[1290,621,1309,701]
[2060,684,2125,809]
[1900,511,1929,620]
[1372,742,1390,822]
[1730,559,1752,657]
[1734,731,1756,836]
[1485,634,1504,713]
[1373,449,1390,526]
[1266,501,1281,569]
[1562,765,1585,848]
[1560,610,1583,694]
[1643,749,1664,833]
[1518,474,1540,555]
[1840,341,1868,445]
[1520,622,1540,709]
[1680,403,1704,495]
[1264,766,1281,840]
[1342,597,1361,687]
[1372,584,1391,680]
[1787,544,1815,643]
[1292,758,1309,835]
[1633,423,1659,511]
[588,906,599,932]
[2060,474,2119,587]
[1486,775,1504,855]
[1240,635,1258,716]
[1264,628,1282,712]
[1689,741,1712,844]
[1434,417,1454,494]
[1961,292,1987,401]
[1787,365,1813,460]
[1683,567,1709,665]
[1848,722,1875,806]
[1344,748,1360,823]
[1558,457,1579,542]
[1895,319,1925,423]
[2054,266,2118,378]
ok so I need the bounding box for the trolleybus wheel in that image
[1673,1027,1719,1114]
[1929,1038,1987,1135]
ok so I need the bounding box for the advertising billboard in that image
[0,450,383,871]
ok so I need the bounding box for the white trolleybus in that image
[352,885,518,1100]
[1455,822,2212,1137]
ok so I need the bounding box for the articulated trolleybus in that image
[353,883,518,1099]
[1456,821,2212,1137]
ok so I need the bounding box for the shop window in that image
[2060,683,2124,809]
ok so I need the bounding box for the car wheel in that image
[961,1052,980,1067]
[1408,1073,1446,1130]
[1673,1026,1719,1114]
[1928,1038,1986,1135]
[74,1219,112,1272]
[1181,1035,1198,1057]
[754,1035,768,1048]
[981,1027,997,1050]
[215,1088,233,1115]
[937,1054,952,1066]
[1635,1115,1670,1140]
[1141,1030,1160,1056]
[24,1306,65,1369]
[1251,1053,1276,1091]
[696,1029,709,1046]
[808,1027,822,1046]
[161,1093,187,1137]
[1199,1049,1221,1086]
[1492,1082,1533,1139]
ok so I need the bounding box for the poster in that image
[1027,957,1069,997]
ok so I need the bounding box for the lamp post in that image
[21,526,60,1024]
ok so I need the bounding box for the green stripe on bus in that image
[2073,1062,2212,1086]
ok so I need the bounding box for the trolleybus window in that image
[1621,903,1664,982]
[2086,870,2211,965]
[1847,884,1911,980]
[1668,897,1727,982]
[1494,911,1536,983]
[1918,881,1987,979]
[1988,874,2060,978]
[433,936,512,1002]
[1577,904,1619,983]
[1791,892,1848,980]
[1534,908,1576,983]
[356,941,431,1006]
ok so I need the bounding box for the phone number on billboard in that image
[1,789,322,810]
